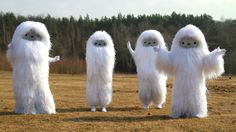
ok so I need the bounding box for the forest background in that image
[0,12,235,74]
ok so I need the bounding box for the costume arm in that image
[203,47,226,79]
[49,56,60,63]
[127,41,135,58]
[153,46,173,76]
[6,43,14,63]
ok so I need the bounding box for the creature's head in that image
[136,30,166,48]
[8,21,51,61]
[171,24,208,51]
[11,21,51,49]
[86,31,115,66]
[87,31,113,48]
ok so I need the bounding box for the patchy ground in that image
[0,71,235,131]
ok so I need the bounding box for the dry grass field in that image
[0,71,235,132]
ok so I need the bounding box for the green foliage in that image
[0,12,235,74]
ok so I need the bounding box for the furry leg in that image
[15,97,36,114]
[99,83,112,108]
[152,76,167,109]
[86,82,99,109]
[34,89,56,114]
[139,81,152,109]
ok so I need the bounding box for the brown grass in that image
[0,71,235,131]
[0,53,86,74]
[50,58,86,74]
[0,53,11,71]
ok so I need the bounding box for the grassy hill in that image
[0,71,235,131]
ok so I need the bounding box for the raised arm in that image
[49,56,60,63]
[153,46,173,76]
[6,43,14,63]
[127,41,135,58]
[203,47,226,79]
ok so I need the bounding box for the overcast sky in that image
[0,0,235,20]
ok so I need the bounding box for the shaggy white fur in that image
[7,21,59,114]
[127,30,167,109]
[86,31,115,112]
[154,24,225,118]
[49,56,60,63]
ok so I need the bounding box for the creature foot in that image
[101,107,107,112]
[156,104,162,109]
[194,114,208,118]
[91,107,96,112]
[143,105,149,109]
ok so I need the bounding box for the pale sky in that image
[0,0,235,20]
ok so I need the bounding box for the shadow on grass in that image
[108,107,141,111]
[57,107,141,113]
[64,115,170,122]
[57,108,89,113]
[0,111,15,116]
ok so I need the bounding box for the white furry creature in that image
[127,30,167,109]
[153,24,225,118]
[7,21,60,114]
[86,31,115,112]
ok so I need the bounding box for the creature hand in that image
[8,43,12,48]
[153,45,161,52]
[54,56,60,61]
[127,41,135,56]
[127,41,131,48]
[213,47,226,56]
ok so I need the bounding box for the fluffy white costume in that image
[127,30,167,109]
[86,31,115,112]
[154,24,225,118]
[7,21,60,114]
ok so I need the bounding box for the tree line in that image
[0,12,236,74]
